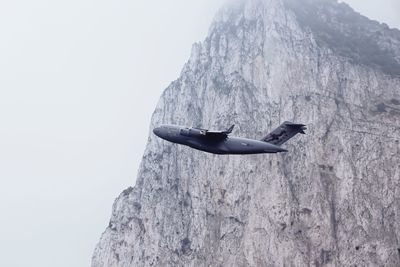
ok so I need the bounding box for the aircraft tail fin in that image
[261,121,306,146]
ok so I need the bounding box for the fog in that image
[0,0,398,266]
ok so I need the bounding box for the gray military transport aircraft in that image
[153,121,306,155]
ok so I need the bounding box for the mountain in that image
[92,0,400,266]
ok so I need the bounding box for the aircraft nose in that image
[153,127,161,137]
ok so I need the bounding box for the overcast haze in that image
[0,0,398,266]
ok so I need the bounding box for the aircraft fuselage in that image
[153,124,288,154]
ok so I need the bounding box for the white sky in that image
[0,0,398,266]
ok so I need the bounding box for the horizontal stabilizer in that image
[261,121,307,146]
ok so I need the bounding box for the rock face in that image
[92,0,400,266]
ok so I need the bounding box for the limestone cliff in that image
[92,0,400,266]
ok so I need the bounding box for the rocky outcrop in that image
[284,0,400,77]
[92,0,400,266]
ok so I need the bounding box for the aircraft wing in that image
[194,125,235,141]
[203,131,229,140]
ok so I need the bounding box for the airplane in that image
[153,121,306,155]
